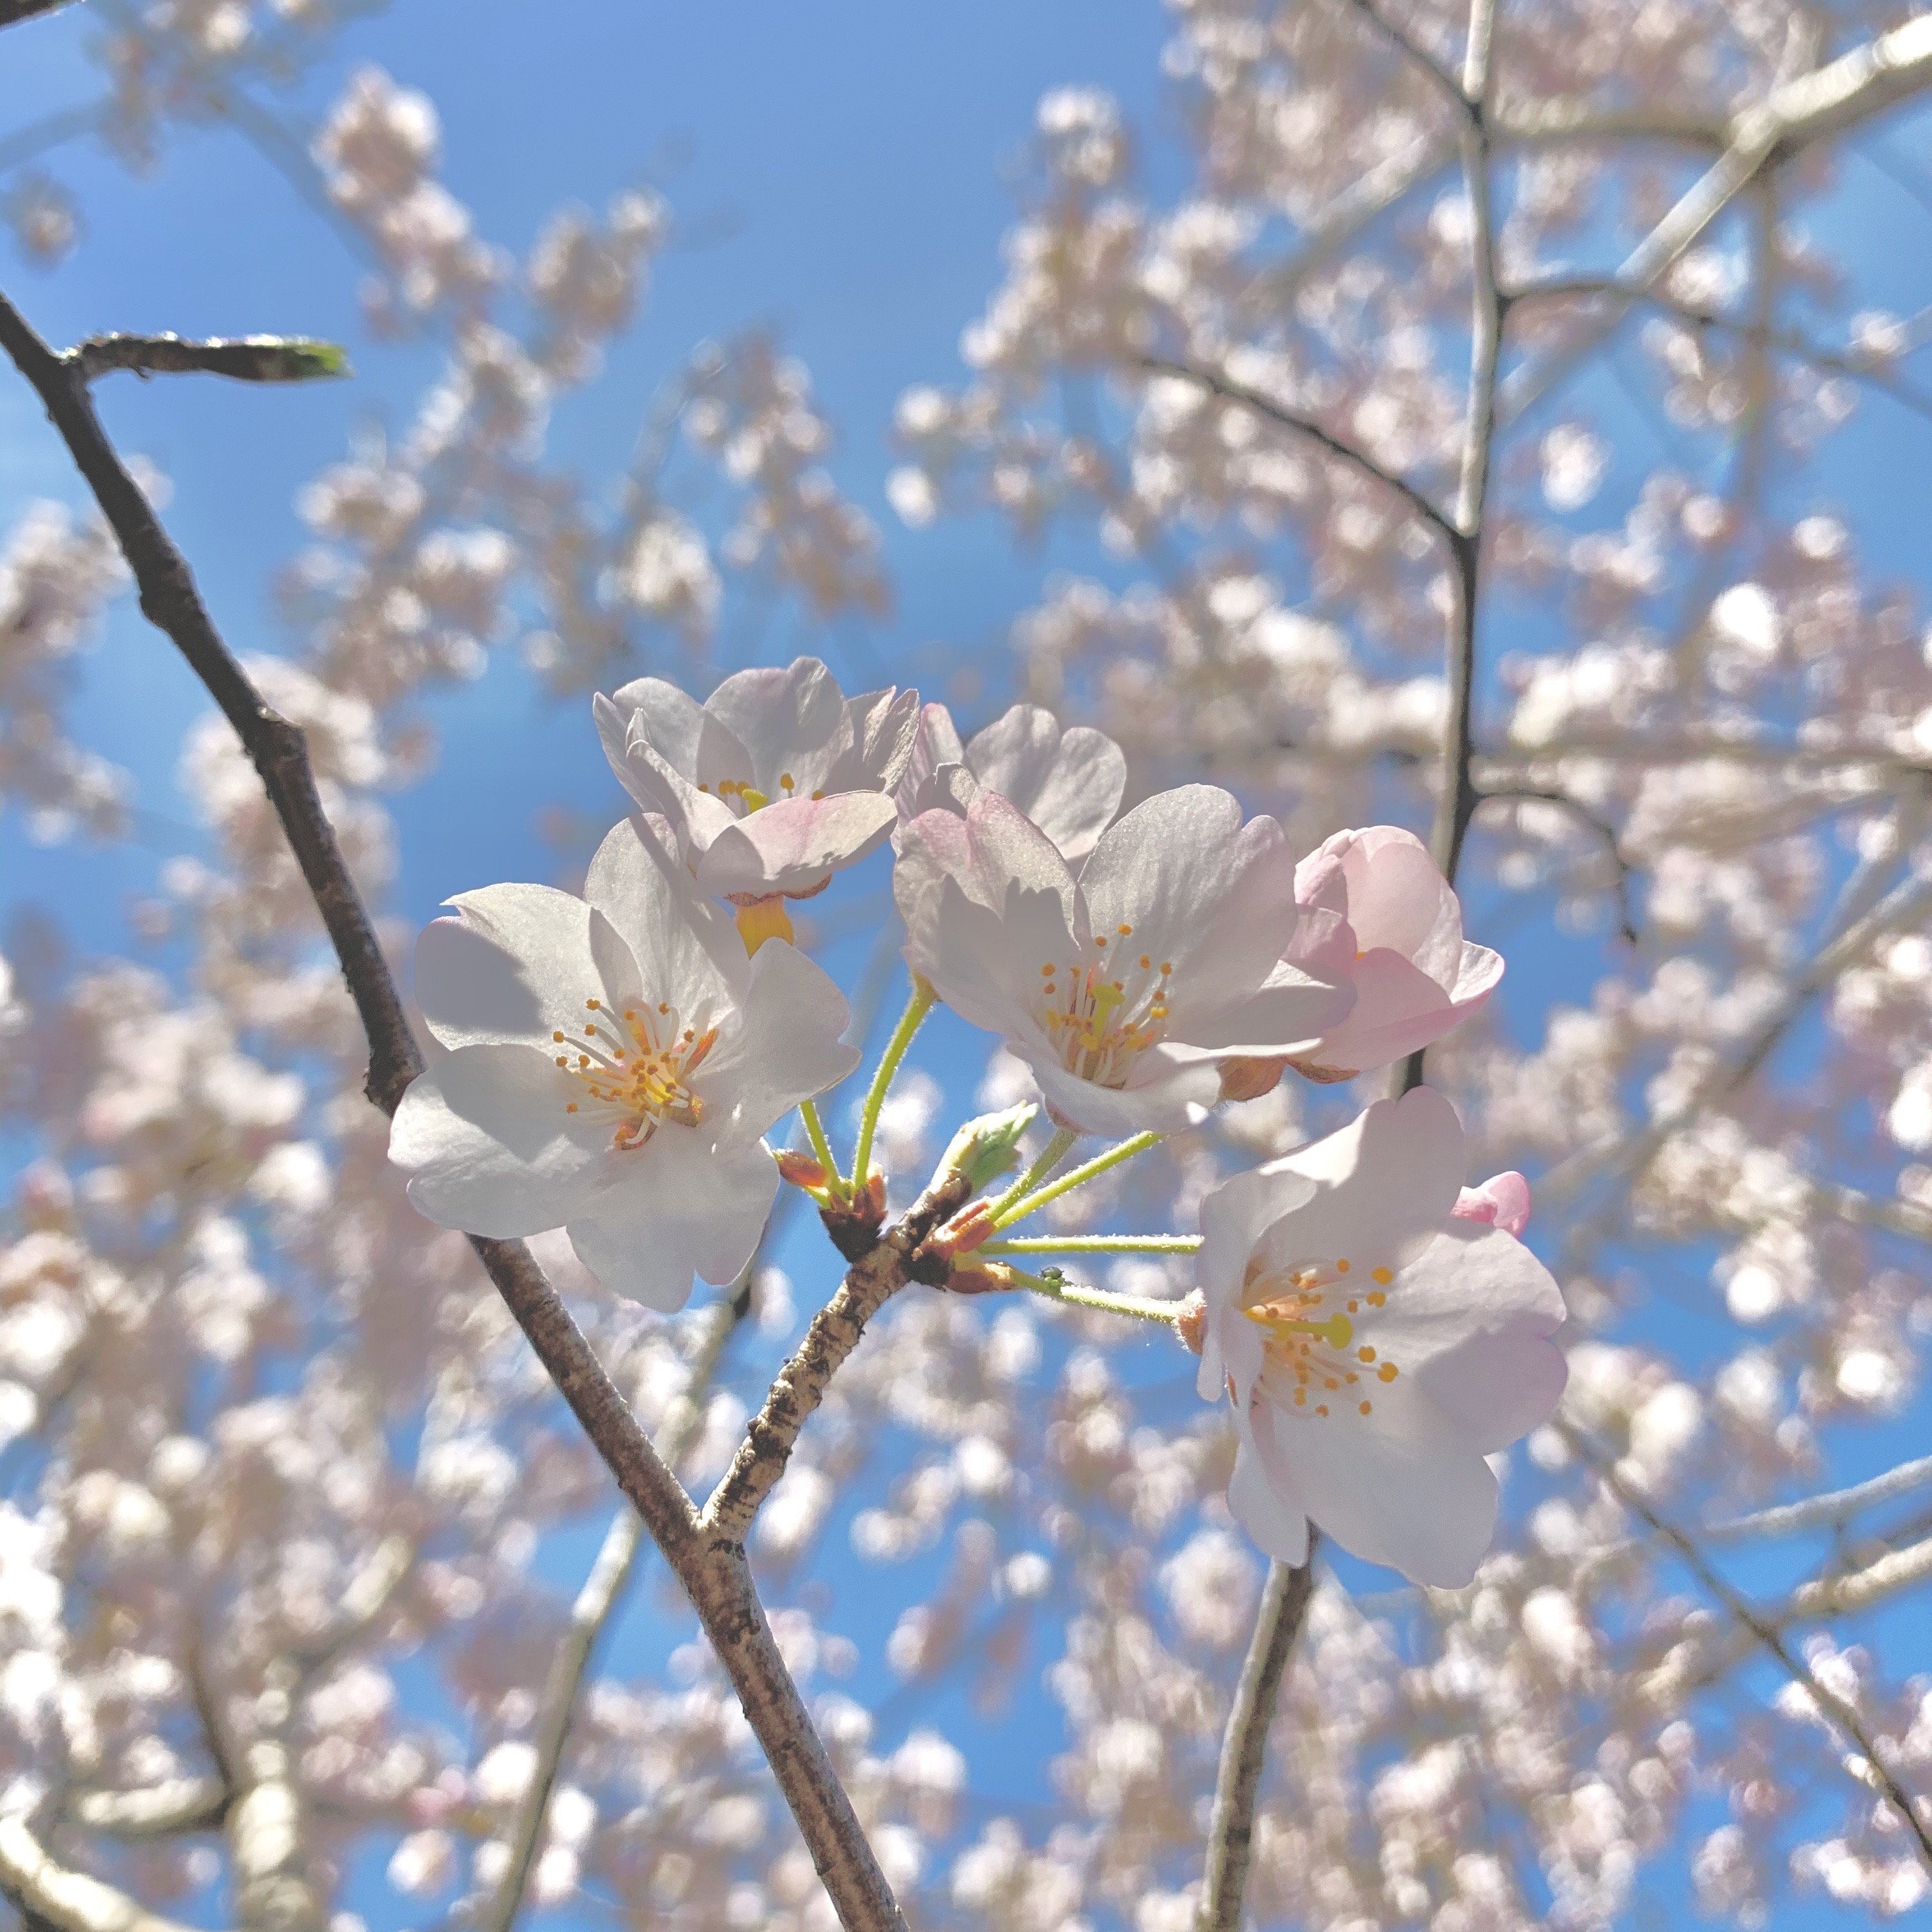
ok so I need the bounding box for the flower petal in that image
[1381,1223,1567,1449]
[584,816,746,1011]
[415,884,601,1051]
[1028,1050,1220,1137]
[1336,826,1464,984]
[1228,1413,1313,1567]
[1197,1164,1314,1402]
[1279,1391,1501,1586]
[829,686,922,792]
[1081,787,1300,1015]
[1255,1088,1468,1270]
[567,1130,778,1309]
[698,940,860,1135]
[696,793,899,900]
[390,1045,604,1237]
[705,657,847,793]
[963,705,1126,863]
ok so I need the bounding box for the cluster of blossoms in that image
[390,656,1566,1586]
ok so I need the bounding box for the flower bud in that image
[774,1148,830,1193]
[935,1102,1038,1195]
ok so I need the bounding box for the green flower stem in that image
[987,1124,1080,1223]
[850,978,938,1188]
[1008,1264,1188,1326]
[990,1130,1164,1229]
[978,1234,1202,1255]
[797,1097,845,1200]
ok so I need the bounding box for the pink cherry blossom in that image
[389,817,859,1307]
[593,656,920,905]
[1453,1170,1533,1238]
[894,785,1351,1135]
[895,700,1126,864]
[1282,826,1503,1081]
[1195,1089,1567,1586]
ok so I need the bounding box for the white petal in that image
[601,677,710,776]
[1027,1050,1220,1137]
[567,1131,778,1309]
[963,705,1126,862]
[390,1047,604,1238]
[1383,1225,1567,1449]
[1228,1415,1312,1567]
[1276,1388,1499,1587]
[1082,788,1300,1016]
[831,686,922,790]
[1197,1165,1317,1400]
[698,941,860,1135]
[416,884,600,1051]
[585,817,746,1009]
[1260,1089,1466,1264]
[705,657,847,793]
[695,793,899,900]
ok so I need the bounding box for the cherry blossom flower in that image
[593,656,920,912]
[1283,827,1503,1081]
[389,817,859,1307]
[895,785,1351,1134]
[896,700,1126,863]
[1194,1089,1567,1586]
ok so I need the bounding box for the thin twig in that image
[1568,1424,1932,1869]
[0,0,77,27]
[1194,1547,1321,1932]
[1400,0,1500,1094]
[68,333,349,385]
[1475,786,1639,942]
[1707,1455,1932,1542]
[1509,274,1932,423]
[0,282,910,1932]
[1340,0,1473,118]
[1140,355,1459,546]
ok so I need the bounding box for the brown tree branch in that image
[1510,273,1932,423]
[0,282,908,1932]
[1399,0,1499,1096]
[702,1169,971,1544]
[480,1283,751,1932]
[1193,1546,1321,1932]
[1340,0,1474,119]
[1475,786,1639,941]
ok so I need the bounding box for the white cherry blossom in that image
[593,656,920,907]
[896,700,1126,864]
[389,816,859,1307]
[1195,1089,1567,1586]
[1284,826,1503,1081]
[895,785,1350,1134]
